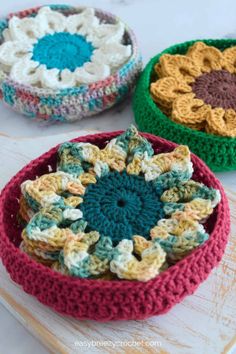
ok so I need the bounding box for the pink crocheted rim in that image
[0,132,230,321]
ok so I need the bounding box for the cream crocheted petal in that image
[35,6,67,34]
[65,8,99,35]
[0,7,131,89]
[10,56,40,85]
[86,21,125,47]
[0,41,32,66]
[172,93,210,125]
[8,16,45,42]
[2,28,13,42]
[92,42,132,68]
[41,67,76,90]
[75,62,110,84]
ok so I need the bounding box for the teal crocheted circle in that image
[80,171,164,244]
[133,39,236,172]
[32,32,94,71]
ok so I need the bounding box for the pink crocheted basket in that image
[0,132,230,321]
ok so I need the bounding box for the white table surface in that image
[0,0,236,353]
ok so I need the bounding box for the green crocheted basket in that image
[133,39,236,172]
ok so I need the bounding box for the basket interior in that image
[1,134,218,255]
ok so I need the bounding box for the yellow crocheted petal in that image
[223,46,236,73]
[22,230,65,252]
[111,242,166,281]
[87,255,110,276]
[149,96,173,116]
[100,150,126,172]
[22,205,83,252]
[144,145,191,177]
[187,41,224,73]
[184,198,213,221]
[206,108,236,137]
[67,181,85,195]
[21,172,85,207]
[159,54,201,83]
[171,215,198,236]
[170,237,198,261]
[42,207,63,223]
[19,196,33,223]
[79,144,101,164]
[63,232,111,277]
[59,149,82,168]
[161,180,202,203]
[64,196,83,208]
[126,156,142,175]
[22,245,55,265]
[150,226,169,239]
[150,77,192,106]
[64,231,99,258]
[100,136,129,172]
[172,93,210,125]
[64,238,87,259]
[154,62,165,78]
[133,235,152,255]
[121,261,156,281]
[79,172,97,186]
[152,210,201,238]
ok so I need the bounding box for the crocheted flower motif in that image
[150,41,236,137]
[0,7,131,89]
[19,126,221,281]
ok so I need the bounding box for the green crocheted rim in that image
[133,39,236,172]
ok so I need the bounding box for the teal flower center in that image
[80,171,164,244]
[32,32,94,71]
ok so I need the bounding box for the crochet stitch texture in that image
[0,130,230,320]
[0,5,142,121]
[17,126,221,282]
[150,41,236,137]
[32,33,95,71]
[133,39,236,171]
[80,171,165,243]
[0,6,132,88]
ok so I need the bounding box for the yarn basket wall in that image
[0,4,142,122]
[133,39,236,172]
[0,131,230,321]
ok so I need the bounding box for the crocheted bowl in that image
[0,5,142,122]
[133,39,236,172]
[0,131,230,321]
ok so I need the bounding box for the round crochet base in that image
[0,5,142,122]
[133,39,236,172]
[0,132,230,321]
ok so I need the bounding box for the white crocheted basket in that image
[0,5,142,122]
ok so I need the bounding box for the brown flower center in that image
[191,70,236,110]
